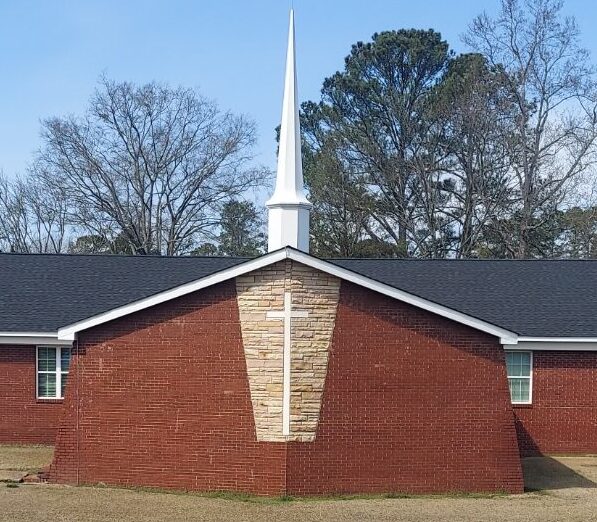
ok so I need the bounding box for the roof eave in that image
[56,247,520,344]
[0,332,71,346]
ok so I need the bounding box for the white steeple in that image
[266,9,312,253]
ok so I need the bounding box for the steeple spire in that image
[266,9,312,253]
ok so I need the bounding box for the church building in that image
[1,11,597,496]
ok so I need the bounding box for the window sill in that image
[512,403,533,409]
[36,398,64,404]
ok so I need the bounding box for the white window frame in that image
[36,345,71,400]
[505,350,533,405]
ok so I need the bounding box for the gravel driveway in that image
[1,447,597,521]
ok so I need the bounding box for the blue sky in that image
[1,0,596,178]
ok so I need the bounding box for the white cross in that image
[266,291,309,436]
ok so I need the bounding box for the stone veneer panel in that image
[236,260,340,442]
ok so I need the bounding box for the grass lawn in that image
[1,446,597,521]
[0,444,53,473]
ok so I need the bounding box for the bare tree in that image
[37,78,266,255]
[0,173,27,252]
[0,171,69,253]
[465,0,597,258]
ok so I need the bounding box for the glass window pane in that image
[61,348,71,373]
[522,379,530,400]
[506,352,531,377]
[506,352,515,375]
[509,378,530,403]
[508,378,518,401]
[38,373,57,398]
[38,347,56,372]
[514,353,523,376]
[61,372,68,398]
[521,359,531,376]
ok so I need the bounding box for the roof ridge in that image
[328,257,597,262]
[1,251,596,262]
[0,252,253,260]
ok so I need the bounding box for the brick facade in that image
[286,282,524,495]
[9,261,597,494]
[4,260,597,494]
[514,351,597,456]
[50,281,287,495]
[49,267,525,495]
[0,345,64,444]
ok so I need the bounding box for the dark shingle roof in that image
[0,252,595,337]
[332,258,597,337]
[0,253,248,332]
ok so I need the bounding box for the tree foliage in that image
[2,0,597,260]
[3,77,267,256]
[303,29,453,257]
[191,200,266,257]
[465,0,597,258]
[216,200,266,257]
[302,0,597,258]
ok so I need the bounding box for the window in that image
[505,351,532,404]
[37,346,71,399]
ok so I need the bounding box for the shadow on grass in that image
[523,457,597,492]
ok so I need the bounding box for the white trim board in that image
[0,332,70,346]
[505,341,597,351]
[56,247,519,343]
[517,337,597,343]
[58,249,286,340]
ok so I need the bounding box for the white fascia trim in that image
[57,249,289,341]
[517,337,597,343]
[288,250,518,344]
[505,341,597,351]
[57,247,519,343]
[0,332,70,346]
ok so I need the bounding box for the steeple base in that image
[267,204,311,252]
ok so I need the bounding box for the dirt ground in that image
[2,446,597,521]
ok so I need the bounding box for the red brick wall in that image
[514,351,597,456]
[287,282,524,495]
[50,277,524,495]
[50,281,287,495]
[0,345,64,444]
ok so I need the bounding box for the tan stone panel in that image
[236,260,340,442]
